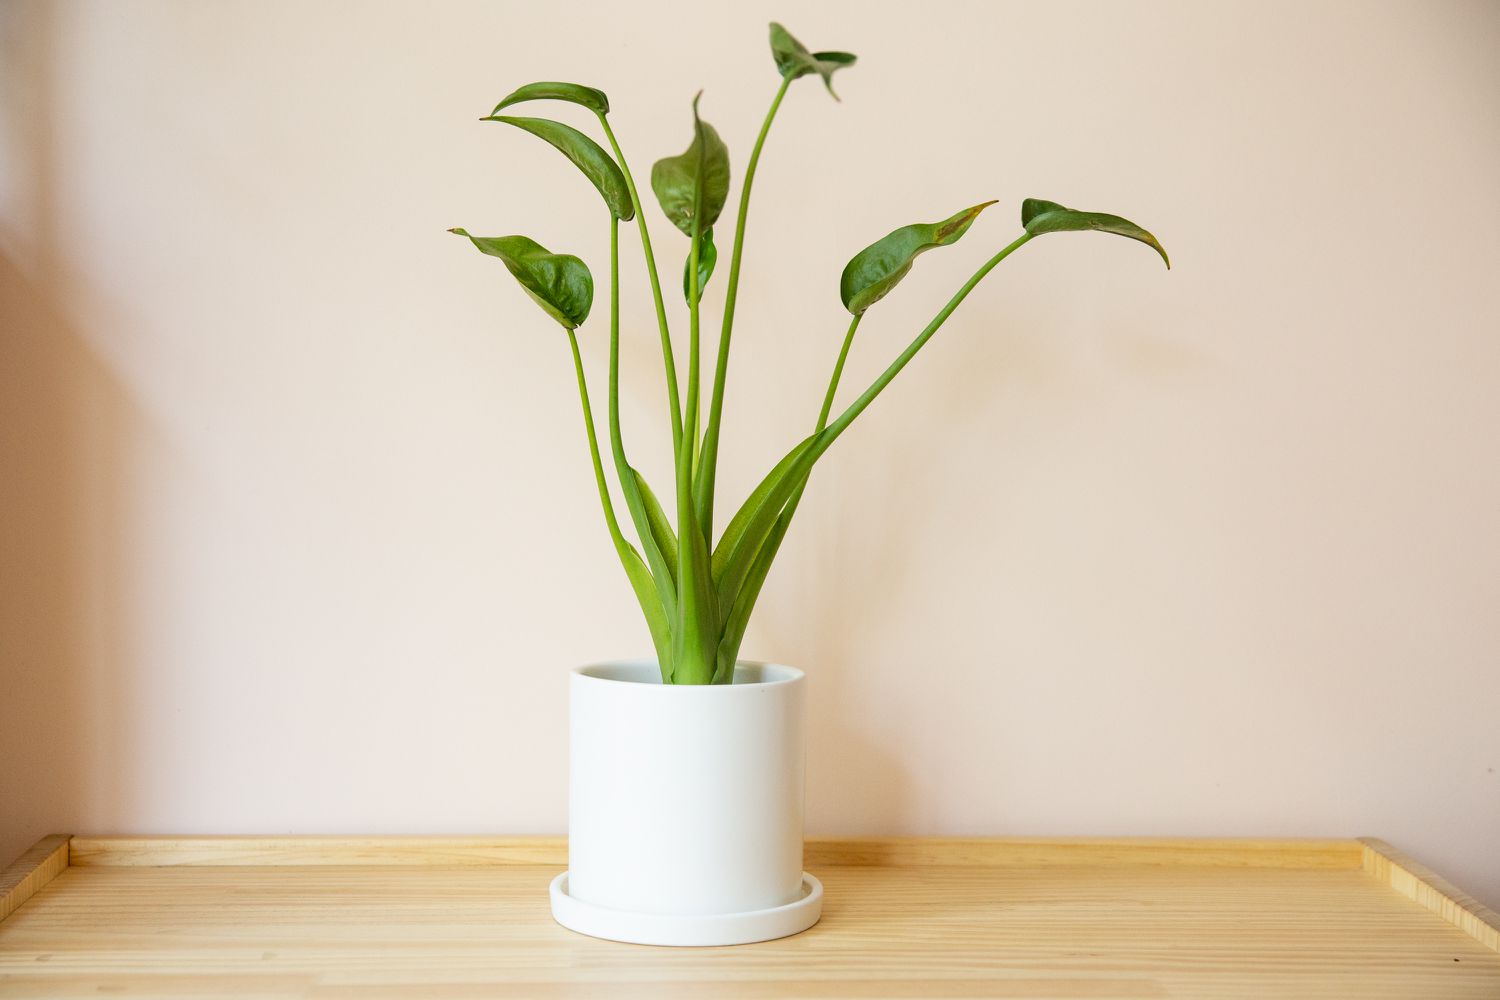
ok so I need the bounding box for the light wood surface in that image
[1,836,1496,998]
[67,835,1363,870]
[67,835,568,869]
[804,836,1364,870]
[0,835,68,923]
[1362,838,1500,953]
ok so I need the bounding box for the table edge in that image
[0,834,69,922]
[5,833,1493,953]
[63,834,1365,870]
[1361,837,1500,952]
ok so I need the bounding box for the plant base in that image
[549,871,823,946]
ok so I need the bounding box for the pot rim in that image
[573,658,803,690]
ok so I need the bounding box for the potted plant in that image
[451,22,1169,946]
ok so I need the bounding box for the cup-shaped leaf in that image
[768,22,856,99]
[482,116,634,221]
[490,81,610,116]
[682,229,717,303]
[650,94,730,239]
[839,201,997,315]
[449,229,593,329]
[1021,199,1170,269]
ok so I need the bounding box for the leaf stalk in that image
[694,76,793,536]
[598,113,684,454]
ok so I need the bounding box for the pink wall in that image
[3,0,1497,906]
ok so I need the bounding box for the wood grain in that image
[0,835,68,922]
[3,858,1499,997]
[1362,837,1500,952]
[3,836,1497,998]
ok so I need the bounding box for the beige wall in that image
[3,0,1497,905]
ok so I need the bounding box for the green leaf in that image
[632,468,678,586]
[669,494,720,684]
[650,93,730,239]
[620,467,680,678]
[1021,198,1170,269]
[490,81,609,116]
[711,432,821,611]
[839,201,996,315]
[448,229,593,328]
[714,502,790,681]
[614,464,678,644]
[682,228,717,302]
[768,22,857,99]
[482,116,633,221]
[618,543,673,680]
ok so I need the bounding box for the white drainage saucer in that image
[549,871,823,947]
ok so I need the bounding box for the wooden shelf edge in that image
[0,834,70,922]
[805,836,1364,870]
[35,835,1500,956]
[1360,837,1500,953]
[69,835,567,869]
[65,834,1365,870]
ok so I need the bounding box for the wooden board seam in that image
[1360,837,1500,953]
[0,834,70,923]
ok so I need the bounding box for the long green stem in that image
[606,215,640,519]
[598,113,683,454]
[606,216,636,498]
[578,305,675,677]
[670,230,717,684]
[608,217,621,451]
[713,314,858,666]
[693,76,793,535]
[760,313,861,557]
[712,233,1037,668]
[720,316,864,632]
[567,327,627,552]
[682,231,702,517]
[816,314,861,432]
[688,236,701,479]
[604,216,679,679]
[818,233,1034,453]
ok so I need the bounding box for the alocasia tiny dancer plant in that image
[452,23,1169,685]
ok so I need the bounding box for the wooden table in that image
[2,835,1497,997]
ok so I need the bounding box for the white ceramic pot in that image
[548,659,822,946]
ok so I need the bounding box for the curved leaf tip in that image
[450,229,594,329]
[481,115,634,221]
[650,94,731,238]
[839,200,997,315]
[1021,198,1170,269]
[490,81,610,116]
[768,22,856,99]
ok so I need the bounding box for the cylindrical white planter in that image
[548,659,822,946]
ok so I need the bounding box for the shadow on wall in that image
[0,1,136,867]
